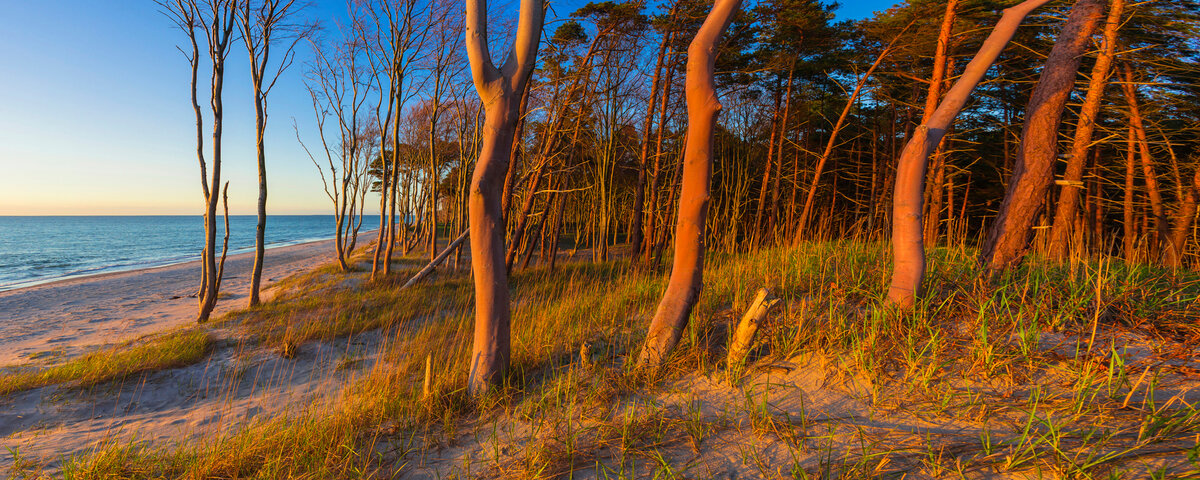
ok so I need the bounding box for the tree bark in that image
[752,75,783,246]
[1123,125,1137,259]
[637,0,743,370]
[1046,0,1124,261]
[644,51,679,263]
[887,0,1055,308]
[979,0,1104,272]
[1164,168,1200,267]
[464,0,543,394]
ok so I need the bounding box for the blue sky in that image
[0,0,898,215]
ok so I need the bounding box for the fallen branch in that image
[726,288,782,369]
[400,228,470,290]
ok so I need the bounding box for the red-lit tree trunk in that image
[1046,0,1122,261]
[1120,63,1168,259]
[637,0,743,369]
[979,0,1104,272]
[887,0,1054,308]
[751,74,784,247]
[1165,167,1200,267]
[1123,125,1137,259]
[643,46,679,263]
[464,0,543,394]
[919,0,958,246]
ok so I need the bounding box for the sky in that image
[0,0,898,216]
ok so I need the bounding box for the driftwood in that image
[400,228,470,290]
[726,288,782,369]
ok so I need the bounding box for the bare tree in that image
[362,0,427,279]
[887,0,1055,308]
[463,0,544,394]
[637,0,745,369]
[300,21,375,271]
[161,0,238,323]
[236,0,308,306]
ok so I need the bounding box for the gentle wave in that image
[0,216,375,292]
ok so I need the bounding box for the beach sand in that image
[0,237,344,366]
[0,235,382,472]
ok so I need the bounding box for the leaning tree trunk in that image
[1164,168,1200,267]
[1120,63,1169,258]
[887,0,1055,308]
[463,0,543,395]
[918,0,958,246]
[637,0,744,370]
[979,0,1105,272]
[1047,0,1124,261]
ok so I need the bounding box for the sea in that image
[0,215,378,292]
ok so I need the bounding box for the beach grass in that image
[0,329,213,396]
[26,241,1200,477]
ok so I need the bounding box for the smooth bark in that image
[637,0,744,369]
[887,0,1054,307]
[464,0,543,394]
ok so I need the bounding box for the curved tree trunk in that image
[887,0,1054,308]
[980,0,1105,272]
[637,0,744,370]
[464,0,543,395]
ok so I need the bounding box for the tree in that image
[236,0,307,307]
[637,0,745,369]
[980,0,1105,272]
[887,0,1056,308]
[161,0,238,323]
[463,0,544,394]
[1046,0,1125,261]
[301,23,375,272]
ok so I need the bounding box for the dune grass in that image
[0,329,213,396]
[31,241,1200,478]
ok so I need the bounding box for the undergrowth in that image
[17,241,1200,478]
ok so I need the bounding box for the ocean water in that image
[0,216,378,292]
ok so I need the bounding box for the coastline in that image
[0,233,370,366]
[0,233,342,294]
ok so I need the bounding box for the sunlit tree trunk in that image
[643,49,679,263]
[238,0,304,304]
[637,0,744,369]
[887,0,1054,308]
[980,0,1104,272]
[1123,125,1137,259]
[1120,63,1168,259]
[163,0,236,323]
[1046,0,1122,261]
[464,0,543,394]
[1165,168,1200,267]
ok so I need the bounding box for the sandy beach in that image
[0,237,347,366]
[0,234,392,472]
